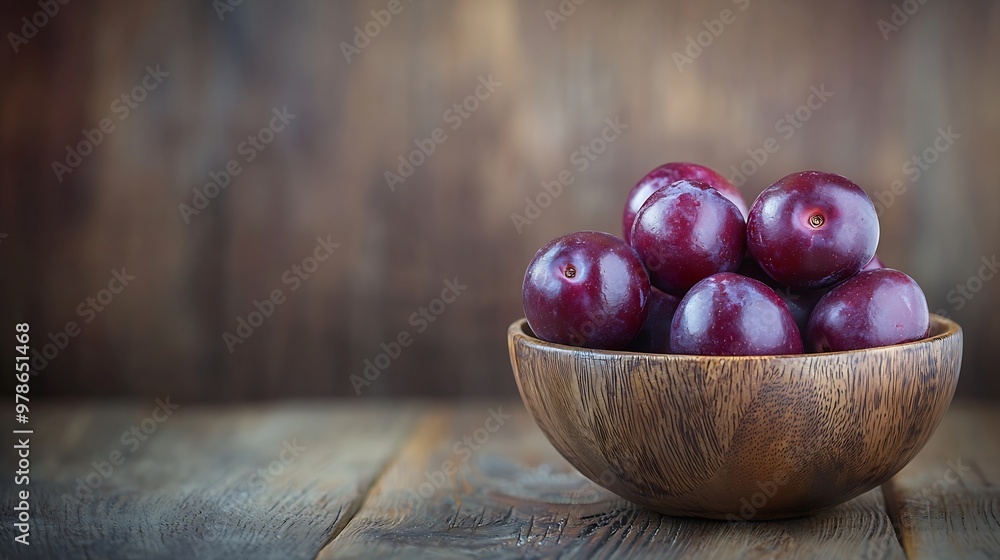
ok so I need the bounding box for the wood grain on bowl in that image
[508,316,963,519]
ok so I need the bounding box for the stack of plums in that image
[522,163,930,355]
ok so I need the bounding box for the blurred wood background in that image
[1,0,998,400]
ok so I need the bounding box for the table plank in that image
[882,401,1000,559]
[319,403,903,560]
[0,400,422,560]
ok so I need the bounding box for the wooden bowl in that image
[508,315,962,520]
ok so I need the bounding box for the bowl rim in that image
[508,313,961,360]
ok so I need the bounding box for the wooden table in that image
[1,400,997,559]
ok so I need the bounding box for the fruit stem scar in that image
[809,213,825,228]
[564,265,576,279]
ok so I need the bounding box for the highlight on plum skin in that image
[737,258,829,341]
[621,162,749,244]
[630,180,746,296]
[516,163,935,357]
[670,272,804,356]
[747,171,879,290]
[807,268,930,352]
[522,231,650,350]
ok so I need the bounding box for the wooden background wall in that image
[2,0,998,400]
